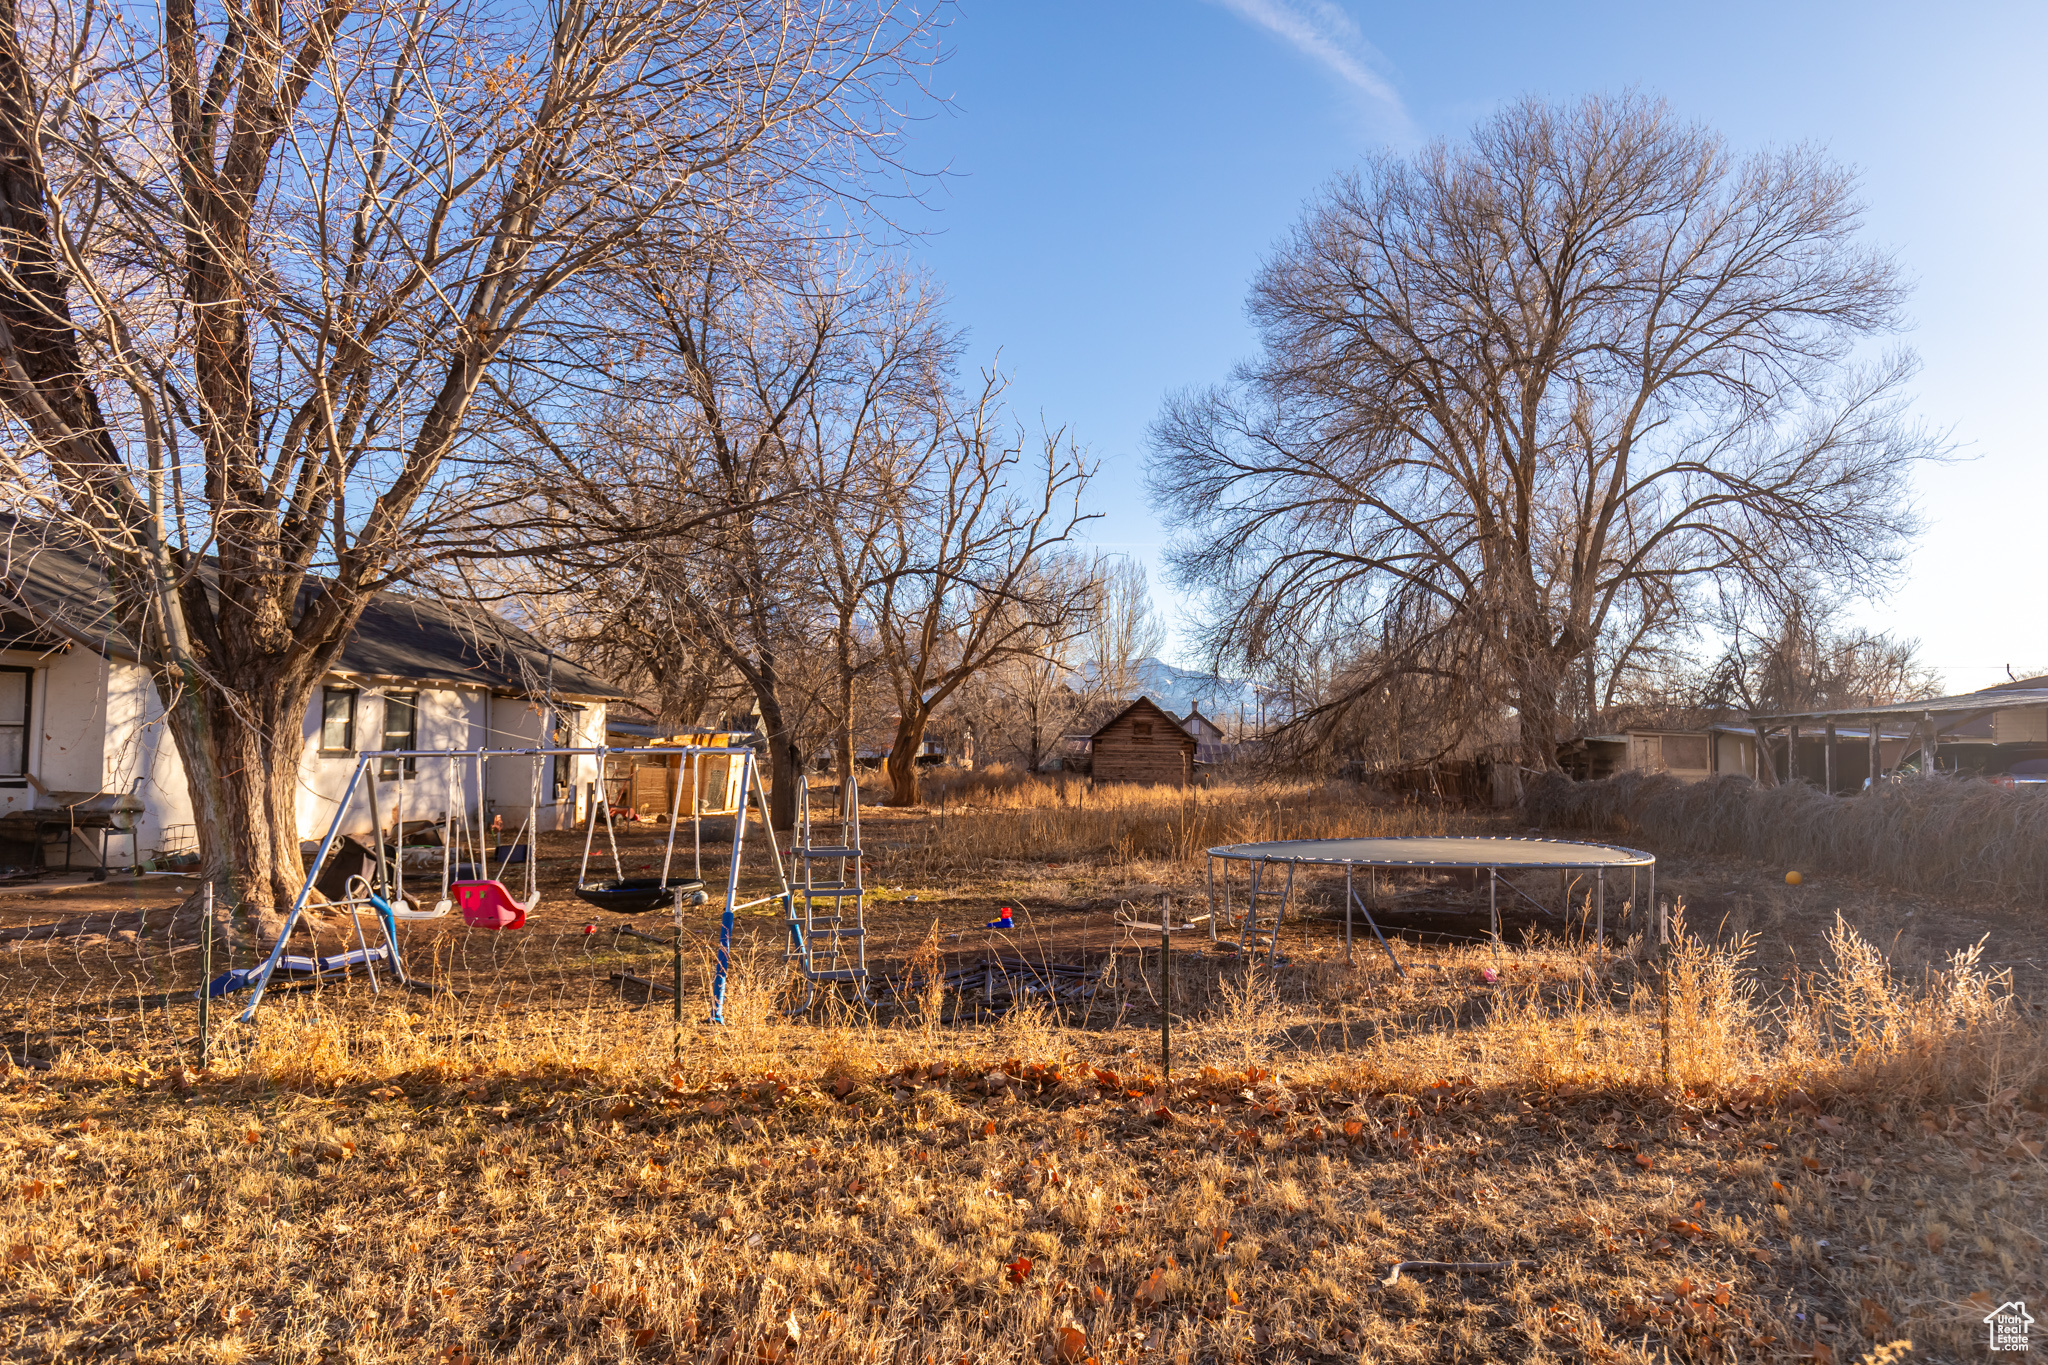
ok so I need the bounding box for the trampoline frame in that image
[1204,836,1658,972]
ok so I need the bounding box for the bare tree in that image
[504,255,952,825]
[1083,554,1165,702]
[1694,595,1939,717]
[959,610,1088,772]
[792,267,955,790]
[0,0,937,928]
[871,377,1096,805]
[1150,92,1939,774]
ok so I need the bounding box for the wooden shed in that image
[1089,697,1197,786]
[607,732,751,818]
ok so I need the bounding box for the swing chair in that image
[572,745,706,913]
[447,752,542,929]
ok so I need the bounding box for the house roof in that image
[1090,695,1196,744]
[0,517,625,701]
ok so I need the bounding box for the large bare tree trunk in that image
[752,670,798,832]
[884,719,926,806]
[209,673,321,943]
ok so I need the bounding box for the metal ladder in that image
[785,767,868,1004]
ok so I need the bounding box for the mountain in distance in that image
[1081,656,1258,724]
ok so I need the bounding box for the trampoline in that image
[1205,837,1657,973]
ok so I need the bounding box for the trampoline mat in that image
[1208,836,1653,869]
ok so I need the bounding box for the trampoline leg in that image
[1595,871,1605,957]
[1274,863,1295,964]
[1344,868,1354,968]
[1206,857,1218,942]
[1489,868,1501,957]
[1347,881,1405,978]
[1239,861,1263,958]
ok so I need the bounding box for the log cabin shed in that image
[1089,696,1198,786]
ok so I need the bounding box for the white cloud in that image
[1206,0,1405,114]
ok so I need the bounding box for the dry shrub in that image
[1664,912,1771,1085]
[1785,913,2029,1106]
[1474,907,2037,1107]
[1526,771,2048,903]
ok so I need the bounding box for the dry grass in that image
[0,776,2042,1363]
[1527,772,2048,906]
[2,909,2040,1363]
[902,770,1490,872]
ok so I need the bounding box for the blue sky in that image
[897,0,2048,692]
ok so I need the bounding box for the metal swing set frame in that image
[231,741,863,1024]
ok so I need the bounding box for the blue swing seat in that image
[205,947,393,997]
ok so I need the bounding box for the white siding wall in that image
[7,645,607,863]
[483,696,604,832]
[1,646,116,860]
[295,683,495,840]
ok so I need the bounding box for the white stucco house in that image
[0,521,626,873]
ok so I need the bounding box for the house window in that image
[320,686,358,752]
[379,692,419,780]
[0,666,29,784]
[1133,720,1153,744]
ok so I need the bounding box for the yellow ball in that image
[1785,870,1803,886]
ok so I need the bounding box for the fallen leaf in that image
[1136,1266,1170,1307]
[1815,1115,1848,1138]
[1006,1256,1033,1285]
[1056,1325,1089,1363]
[1967,1291,1994,1309]
[1633,1152,1654,1170]
[1860,1298,1892,1331]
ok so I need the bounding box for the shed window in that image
[0,666,29,782]
[1661,734,1710,770]
[379,692,418,779]
[320,687,358,752]
[1133,721,1153,743]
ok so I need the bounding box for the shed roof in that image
[1089,695,1197,744]
[0,517,625,701]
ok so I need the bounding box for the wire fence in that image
[0,857,1648,1077]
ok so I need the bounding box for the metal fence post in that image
[199,883,212,1069]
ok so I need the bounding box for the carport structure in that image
[1751,675,2048,791]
